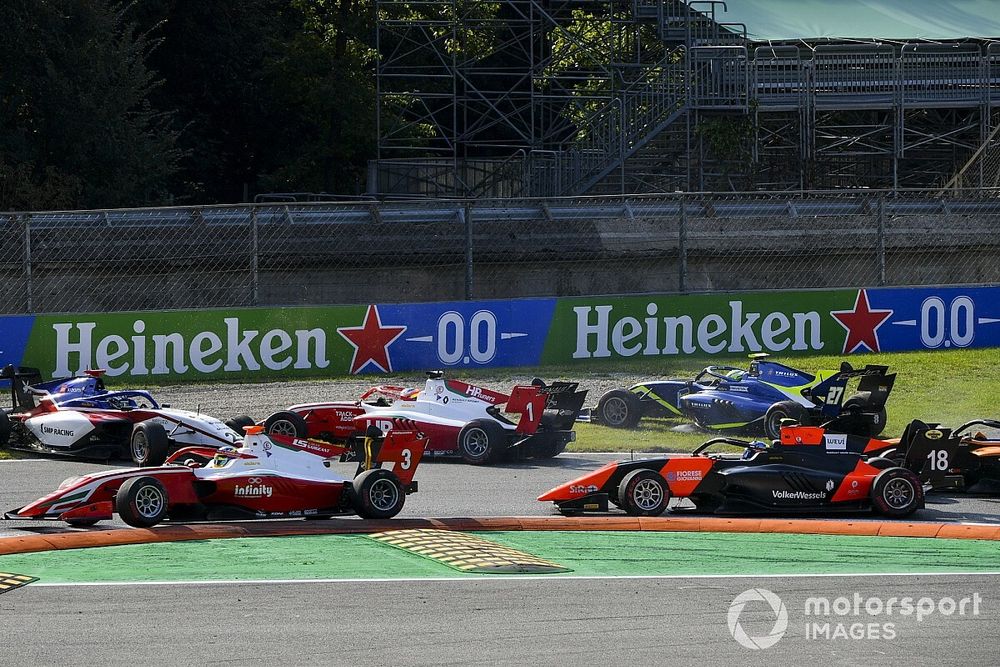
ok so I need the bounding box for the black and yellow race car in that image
[860,419,1000,494]
[538,421,943,518]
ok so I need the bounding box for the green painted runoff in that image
[3,531,1000,584]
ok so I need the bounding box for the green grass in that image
[4,348,996,458]
[564,347,1000,453]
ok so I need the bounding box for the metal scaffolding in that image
[372,0,1000,196]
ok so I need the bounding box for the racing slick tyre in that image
[115,476,169,527]
[843,396,888,437]
[457,419,506,465]
[0,410,9,447]
[264,411,308,439]
[352,468,406,519]
[866,456,896,470]
[617,469,671,517]
[225,415,256,436]
[764,401,808,440]
[871,467,924,518]
[131,422,170,467]
[531,439,567,459]
[596,389,642,429]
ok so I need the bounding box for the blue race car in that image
[2,365,171,412]
[2,366,110,407]
[589,355,894,439]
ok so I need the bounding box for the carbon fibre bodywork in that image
[539,424,925,518]
[589,356,894,439]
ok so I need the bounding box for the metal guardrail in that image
[2,188,1000,314]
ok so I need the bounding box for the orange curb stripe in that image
[3,516,1000,556]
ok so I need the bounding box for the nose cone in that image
[537,462,617,501]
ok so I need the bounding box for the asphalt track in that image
[3,454,1000,664]
[3,452,1000,536]
[3,574,998,665]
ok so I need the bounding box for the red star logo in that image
[830,289,893,354]
[337,305,406,374]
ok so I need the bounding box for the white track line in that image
[30,571,1000,588]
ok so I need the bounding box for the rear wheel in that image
[531,439,567,459]
[866,456,896,470]
[264,411,308,439]
[867,407,888,436]
[225,415,255,436]
[617,469,671,517]
[0,410,9,447]
[352,468,406,519]
[843,397,888,437]
[116,476,169,527]
[457,419,506,465]
[131,422,170,467]
[764,401,807,439]
[596,389,642,429]
[871,468,923,518]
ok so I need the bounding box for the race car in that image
[262,372,587,465]
[586,355,894,439]
[1,365,114,407]
[537,420,930,518]
[6,424,426,527]
[0,366,253,465]
[856,419,1000,494]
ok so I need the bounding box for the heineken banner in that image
[1,286,998,381]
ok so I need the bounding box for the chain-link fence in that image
[2,189,999,314]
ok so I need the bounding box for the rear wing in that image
[810,364,895,417]
[506,381,588,434]
[352,427,427,487]
[898,425,961,488]
[0,365,43,411]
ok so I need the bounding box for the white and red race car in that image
[0,366,252,465]
[6,425,425,527]
[262,372,587,465]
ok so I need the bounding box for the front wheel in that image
[131,422,170,467]
[264,411,308,439]
[764,401,807,440]
[617,469,671,517]
[595,389,642,429]
[871,468,924,518]
[353,468,406,519]
[457,419,506,465]
[115,476,169,527]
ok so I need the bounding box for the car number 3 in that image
[400,449,412,470]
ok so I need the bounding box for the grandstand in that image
[371,0,1000,196]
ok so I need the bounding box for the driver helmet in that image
[212,445,237,467]
[725,369,746,381]
[741,440,768,460]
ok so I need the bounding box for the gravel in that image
[151,371,652,421]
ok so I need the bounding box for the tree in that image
[143,0,376,202]
[0,0,180,210]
